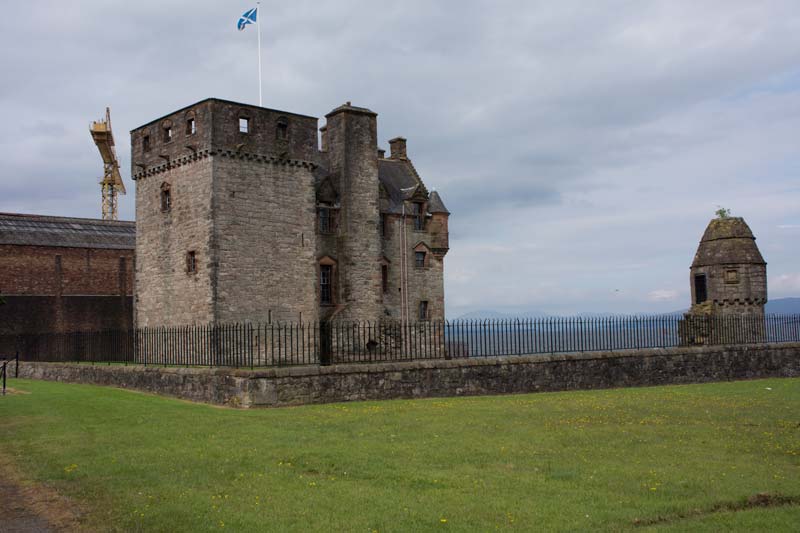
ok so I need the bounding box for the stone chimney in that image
[377,148,386,159]
[319,125,328,152]
[388,137,407,160]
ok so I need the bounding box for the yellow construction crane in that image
[90,107,126,220]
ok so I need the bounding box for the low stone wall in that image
[16,343,800,408]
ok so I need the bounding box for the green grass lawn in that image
[1,378,798,532]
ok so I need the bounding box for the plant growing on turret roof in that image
[715,207,732,219]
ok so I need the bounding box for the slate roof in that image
[0,213,136,250]
[313,153,448,216]
[691,217,765,267]
[378,159,423,214]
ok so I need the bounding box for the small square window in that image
[160,184,171,212]
[186,251,197,274]
[163,126,172,142]
[725,269,740,284]
[143,135,151,152]
[239,117,250,133]
[415,251,426,268]
[418,300,429,321]
[187,118,196,135]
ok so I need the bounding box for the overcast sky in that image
[1,1,798,317]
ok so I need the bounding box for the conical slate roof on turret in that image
[691,217,765,267]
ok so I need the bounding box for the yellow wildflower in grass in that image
[64,464,78,473]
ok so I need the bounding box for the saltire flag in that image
[238,7,257,31]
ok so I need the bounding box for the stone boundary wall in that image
[15,343,800,408]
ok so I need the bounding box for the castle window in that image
[319,207,331,233]
[380,214,387,237]
[239,117,250,134]
[694,274,707,304]
[160,183,172,212]
[186,118,196,135]
[412,202,425,231]
[418,300,429,321]
[725,269,740,284]
[143,135,151,152]
[186,251,197,274]
[382,264,388,293]
[318,205,337,234]
[320,265,333,305]
[415,251,426,268]
[163,126,172,142]
[276,117,288,140]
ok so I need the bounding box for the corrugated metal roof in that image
[0,213,135,250]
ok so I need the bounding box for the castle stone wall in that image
[16,343,800,408]
[212,155,319,324]
[134,157,216,327]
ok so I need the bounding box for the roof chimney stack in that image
[377,148,386,159]
[388,137,407,160]
[319,125,328,152]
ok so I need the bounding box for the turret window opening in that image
[143,135,151,152]
[694,274,707,304]
[187,118,196,135]
[381,264,389,293]
[163,126,172,142]
[239,117,250,134]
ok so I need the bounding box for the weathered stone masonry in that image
[16,343,800,408]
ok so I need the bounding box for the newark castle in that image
[131,99,449,327]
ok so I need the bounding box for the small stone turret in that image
[689,216,767,316]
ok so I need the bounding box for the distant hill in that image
[454,298,799,321]
[766,297,800,314]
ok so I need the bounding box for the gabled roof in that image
[0,213,135,250]
[378,159,426,214]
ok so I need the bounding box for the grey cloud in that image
[1,0,799,314]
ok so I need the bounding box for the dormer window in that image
[276,117,288,140]
[415,251,426,268]
[186,118,196,135]
[239,117,250,134]
[412,202,425,231]
[160,183,172,212]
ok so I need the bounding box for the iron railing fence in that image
[1,314,798,369]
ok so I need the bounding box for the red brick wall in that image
[0,244,134,335]
[0,245,133,296]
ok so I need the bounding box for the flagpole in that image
[257,2,262,107]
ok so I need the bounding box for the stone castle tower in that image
[688,216,767,317]
[131,99,448,328]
